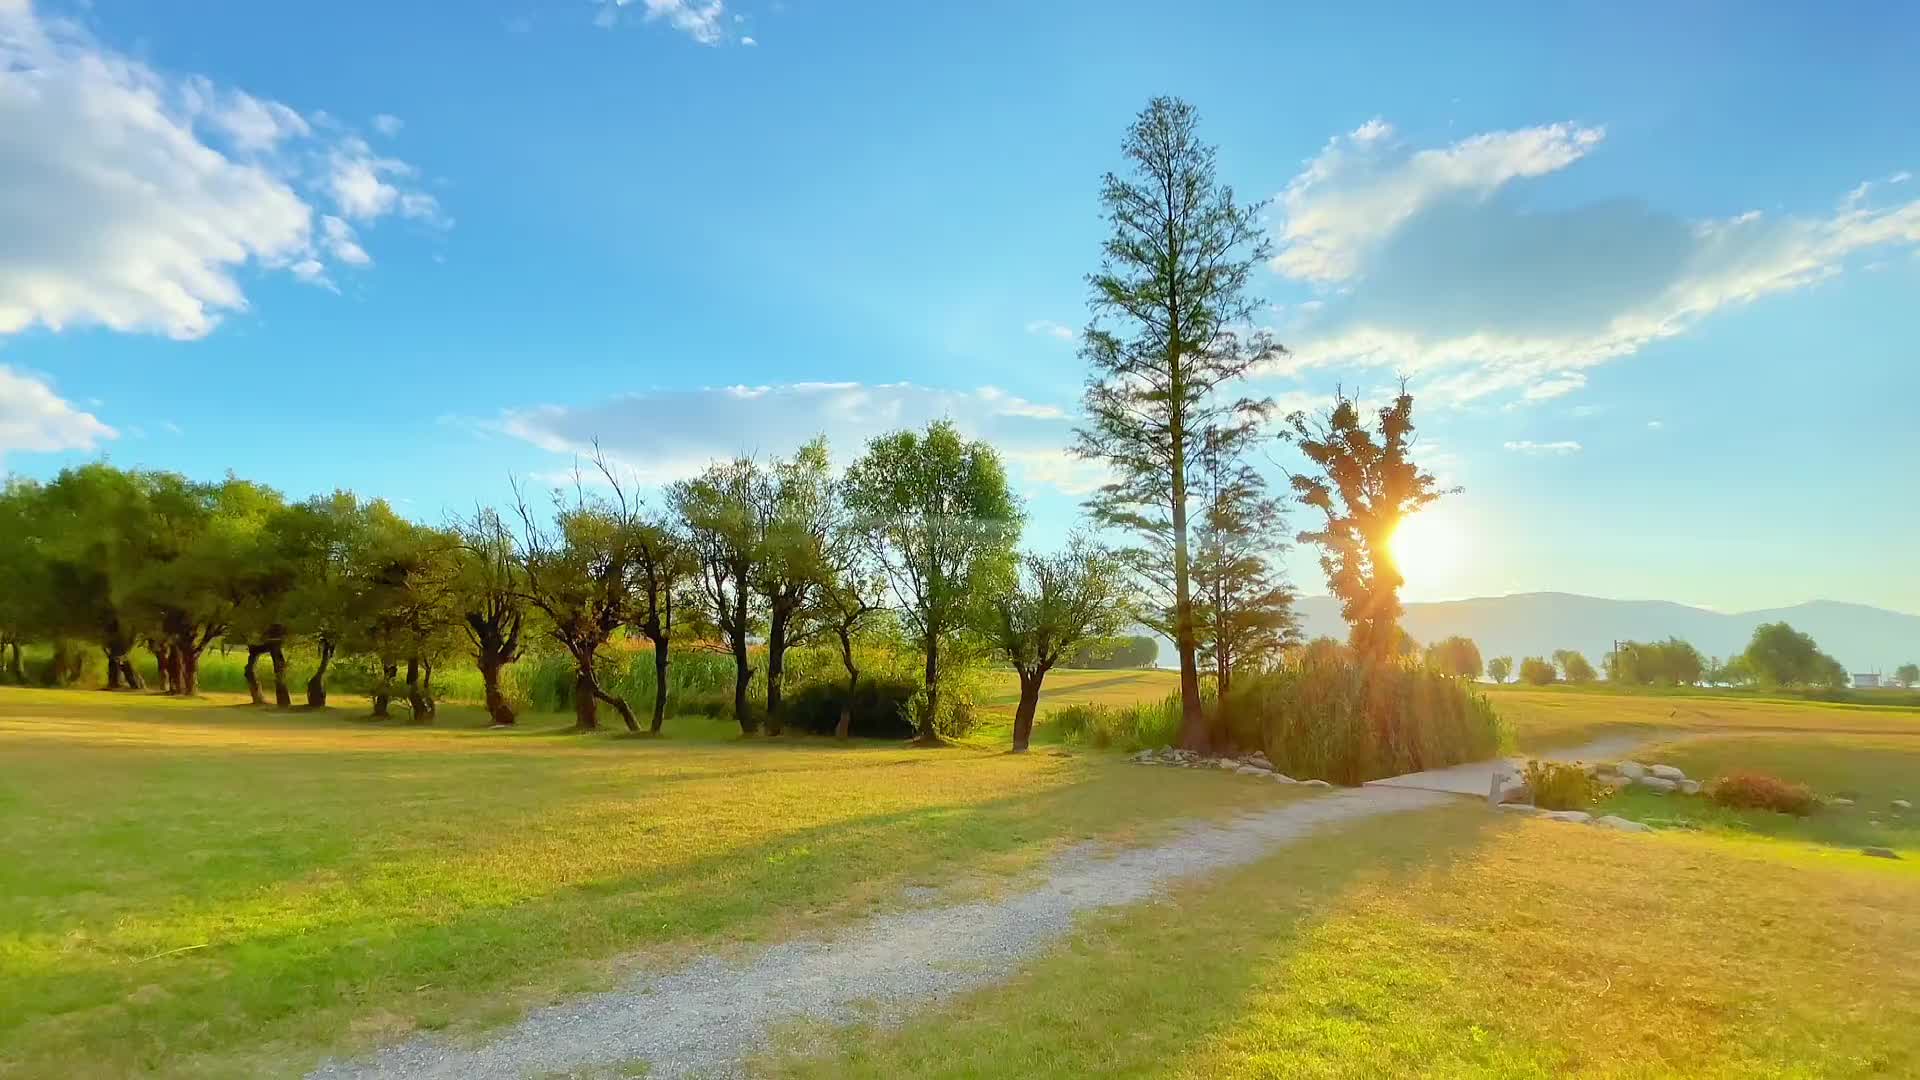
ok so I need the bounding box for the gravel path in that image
[307,784,1447,1080]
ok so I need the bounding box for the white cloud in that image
[320,215,371,265]
[1024,319,1076,342]
[371,113,404,137]
[1268,119,1920,407]
[1521,372,1586,401]
[1274,119,1604,283]
[492,381,1109,494]
[593,0,733,44]
[325,136,442,224]
[1503,440,1582,455]
[741,35,757,46]
[1646,419,1664,429]
[0,4,443,340]
[0,366,116,463]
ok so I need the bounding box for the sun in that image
[1388,509,1462,596]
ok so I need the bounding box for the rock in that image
[1542,810,1593,824]
[1893,799,1912,811]
[1130,749,1156,763]
[1213,759,1240,771]
[1827,797,1855,807]
[1235,765,1268,777]
[1497,803,1541,814]
[1270,772,1299,784]
[1649,764,1685,781]
[1499,784,1534,805]
[1616,761,1649,780]
[1679,780,1702,795]
[1636,776,1678,794]
[1861,847,1901,860]
[1592,815,1653,833]
[1300,779,1333,789]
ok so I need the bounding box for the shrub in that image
[1048,693,1183,751]
[780,676,920,739]
[1524,760,1598,810]
[1707,771,1816,816]
[1220,658,1507,785]
[1518,657,1557,686]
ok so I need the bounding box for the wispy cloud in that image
[1265,119,1920,407]
[490,381,1108,494]
[592,0,734,44]
[1503,440,1582,455]
[0,4,446,340]
[1024,319,1076,342]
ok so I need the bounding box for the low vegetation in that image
[1221,659,1505,784]
[1521,759,1601,811]
[0,688,1283,1078]
[761,806,1920,1078]
[1706,770,1817,816]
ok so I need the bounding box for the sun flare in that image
[1388,510,1462,594]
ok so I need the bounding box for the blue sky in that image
[3,0,1917,614]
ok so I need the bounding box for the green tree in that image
[275,491,393,707]
[1742,621,1844,688]
[845,420,1022,744]
[1553,649,1596,684]
[355,519,462,722]
[1518,656,1557,686]
[1073,96,1280,753]
[757,438,838,732]
[1486,655,1513,684]
[0,479,46,683]
[1191,427,1295,698]
[1606,638,1704,686]
[988,536,1130,752]
[672,457,769,734]
[511,463,647,732]
[1896,662,1920,689]
[1287,385,1451,662]
[1427,636,1483,679]
[452,507,526,726]
[1064,634,1159,669]
[630,515,695,735]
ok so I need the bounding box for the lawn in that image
[1595,732,1920,856]
[1489,684,1920,752]
[0,686,1282,1079]
[760,804,1920,1078]
[978,667,1181,715]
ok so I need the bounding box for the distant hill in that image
[1279,593,1920,675]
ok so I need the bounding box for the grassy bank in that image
[0,686,1285,1078]
[762,804,1920,1078]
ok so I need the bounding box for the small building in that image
[1851,672,1880,689]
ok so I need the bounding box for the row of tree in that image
[4,95,1460,754]
[1412,622,1876,689]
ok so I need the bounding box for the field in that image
[0,686,1274,1079]
[5,677,1917,1078]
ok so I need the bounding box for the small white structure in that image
[1851,672,1880,689]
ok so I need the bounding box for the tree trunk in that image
[480,655,515,726]
[244,645,268,705]
[595,687,640,733]
[573,666,599,731]
[732,643,755,735]
[918,625,940,744]
[118,657,144,690]
[836,628,859,740]
[1011,667,1044,752]
[269,644,291,707]
[148,642,175,694]
[5,640,23,684]
[404,656,431,723]
[764,607,788,736]
[306,638,334,707]
[177,646,198,697]
[372,662,397,719]
[104,646,125,690]
[649,636,669,734]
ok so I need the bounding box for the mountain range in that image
[1280,593,1920,675]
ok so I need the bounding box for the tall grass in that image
[1046,692,1185,751]
[1222,658,1508,784]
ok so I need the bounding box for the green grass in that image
[759,805,1920,1078]
[1488,684,1920,752]
[1595,733,1920,855]
[0,685,1284,1079]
